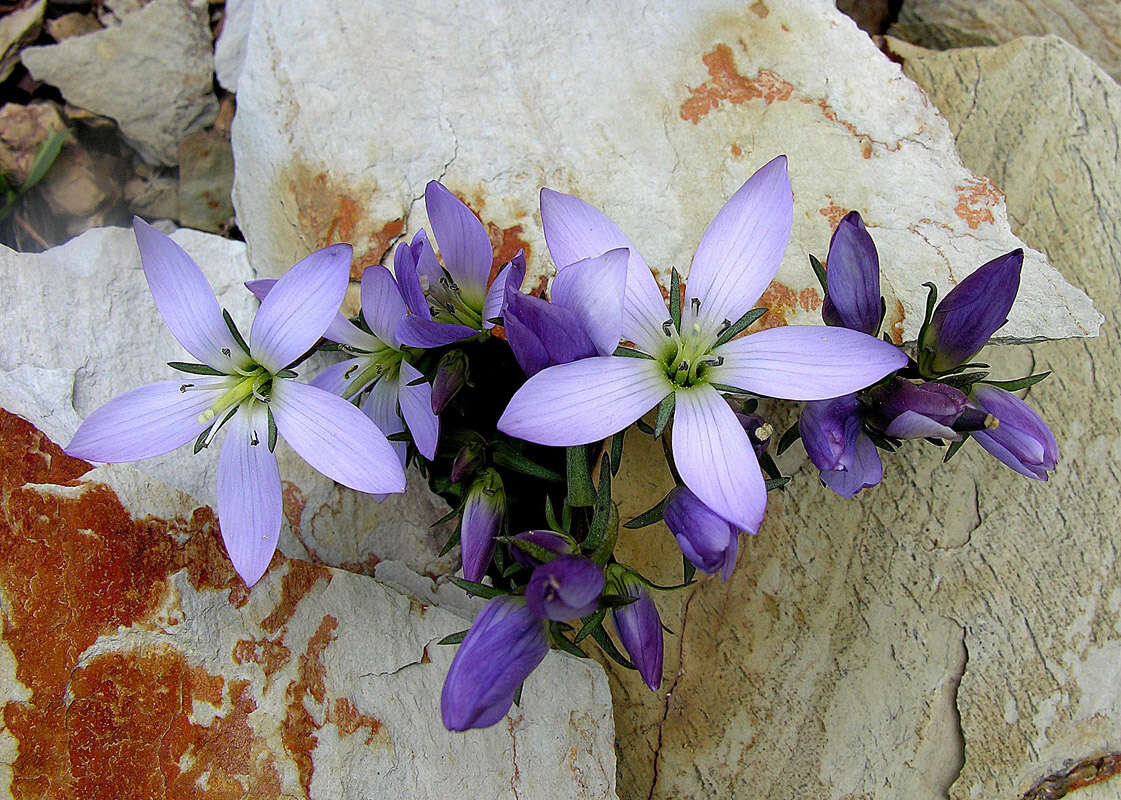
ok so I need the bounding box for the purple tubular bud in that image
[818,433,882,498]
[460,469,505,582]
[525,555,604,621]
[970,384,1058,480]
[866,378,967,440]
[924,249,1023,373]
[735,412,772,458]
[510,529,574,569]
[441,596,549,731]
[611,573,663,691]
[820,211,882,335]
[799,393,862,471]
[431,349,469,415]
[662,486,741,581]
[450,440,483,483]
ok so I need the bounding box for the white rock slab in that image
[231,0,1099,347]
[214,0,254,92]
[21,0,217,165]
[0,226,457,577]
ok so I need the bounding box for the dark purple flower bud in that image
[921,249,1023,374]
[821,211,883,335]
[662,486,740,581]
[431,349,469,415]
[509,529,574,569]
[450,439,484,483]
[441,595,549,731]
[609,570,663,691]
[502,253,598,377]
[525,555,604,621]
[735,412,773,459]
[460,469,504,582]
[799,394,882,497]
[865,378,967,440]
[970,385,1058,480]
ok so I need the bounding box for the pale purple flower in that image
[970,384,1058,480]
[67,219,405,586]
[498,156,908,531]
[395,182,512,348]
[460,468,505,582]
[663,486,740,580]
[525,555,604,621]
[251,258,440,464]
[609,570,663,691]
[441,596,549,731]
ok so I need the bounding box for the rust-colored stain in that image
[680,44,795,123]
[283,614,338,795]
[259,558,331,635]
[359,217,406,279]
[486,221,533,285]
[754,281,800,330]
[333,697,384,745]
[729,143,743,158]
[954,176,1002,230]
[807,97,890,158]
[749,0,769,17]
[232,635,292,682]
[887,300,905,345]
[819,195,850,229]
[1021,752,1121,799]
[798,287,822,312]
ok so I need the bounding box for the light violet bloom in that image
[498,156,908,531]
[395,181,512,348]
[251,258,440,464]
[67,219,405,587]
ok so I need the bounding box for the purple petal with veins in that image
[426,180,493,308]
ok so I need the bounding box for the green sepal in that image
[566,445,596,507]
[758,452,783,481]
[741,397,759,414]
[590,624,636,670]
[405,374,428,386]
[610,429,625,477]
[613,346,654,359]
[167,361,226,376]
[386,431,412,442]
[669,266,682,332]
[943,437,967,463]
[549,623,588,658]
[764,476,791,491]
[865,429,899,452]
[501,535,562,565]
[574,609,607,644]
[708,382,747,394]
[430,503,461,528]
[639,577,696,591]
[447,576,507,598]
[436,630,468,646]
[776,420,802,455]
[513,683,524,707]
[635,418,655,435]
[583,455,617,564]
[915,281,940,374]
[600,593,638,609]
[266,405,278,452]
[980,371,1051,392]
[808,253,828,293]
[936,371,990,390]
[544,495,564,533]
[653,393,675,439]
[276,369,298,379]
[624,494,668,529]
[493,445,563,482]
[682,553,697,585]
[713,307,768,348]
[21,128,69,191]
[438,522,461,557]
[221,309,251,356]
[193,425,213,454]
[501,562,524,578]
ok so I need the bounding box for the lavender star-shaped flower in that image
[498,156,908,531]
[67,219,406,586]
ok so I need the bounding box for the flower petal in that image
[504,286,597,376]
[249,244,352,372]
[540,187,670,356]
[612,579,663,691]
[819,433,883,497]
[684,155,793,339]
[672,384,766,533]
[425,180,493,308]
[66,379,226,463]
[269,379,405,494]
[361,374,406,467]
[309,357,368,397]
[884,410,959,441]
[550,248,628,356]
[247,277,377,351]
[396,316,478,348]
[710,325,908,400]
[498,356,671,446]
[398,361,439,460]
[481,260,513,330]
[392,233,433,320]
[822,211,882,335]
[216,405,282,587]
[132,217,246,371]
[360,265,407,348]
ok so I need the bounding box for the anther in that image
[691,298,701,314]
[676,360,690,373]
[662,320,674,336]
[344,364,359,379]
[179,383,194,393]
[718,319,732,333]
[221,347,231,357]
[250,432,259,446]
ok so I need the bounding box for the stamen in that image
[343,364,359,379]
[250,431,259,446]
[221,347,231,357]
[718,318,732,334]
[662,320,674,336]
[691,298,701,314]
[179,383,194,393]
[676,360,689,373]
[754,422,774,441]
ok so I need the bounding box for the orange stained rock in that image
[283,614,339,796]
[955,176,1003,230]
[819,196,850,229]
[681,44,796,124]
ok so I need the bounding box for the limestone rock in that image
[0,0,44,82]
[602,32,1121,800]
[0,226,457,578]
[891,0,1121,85]
[178,126,235,233]
[36,143,123,223]
[46,12,102,41]
[20,0,218,166]
[231,0,1099,345]
[215,0,254,92]
[124,166,179,219]
[0,101,67,186]
[0,409,617,799]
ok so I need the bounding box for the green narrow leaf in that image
[584,455,616,562]
[222,309,251,356]
[776,420,802,455]
[266,404,278,451]
[764,476,791,491]
[447,576,506,598]
[574,609,607,644]
[635,418,655,435]
[438,519,462,556]
[610,429,625,477]
[566,445,595,507]
[385,431,411,442]
[502,535,562,565]
[653,392,675,439]
[613,346,655,359]
[193,425,214,454]
[713,307,769,348]
[501,561,524,578]
[943,437,967,463]
[669,266,682,332]
[493,446,563,482]
[758,452,782,481]
[624,494,669,529]
[590,625,636,670]
[21,128,69,191]
[981,371,1052,392]
[550,624,588,658]
[406,374,428,386]
[682,554,697,585]
[936,371,990,390]
[513,683,524,707]
[430,503,461,528]
[708,382,746,394]
[436,630,468,645]
[808,254,828,293]
[544,495,562,533]
[167,361,226,376]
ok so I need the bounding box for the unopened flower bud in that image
[526,555,604,621]
[431,349,470,415]
[799,394,882,498]
[663,486,740,581]
[865,378,967,440]
[608,567,663,691]
[460,469,504,582]
[821,211,883,336]
[970,384,1058,480]
[509,529,574,569]
[450,439,484,483]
